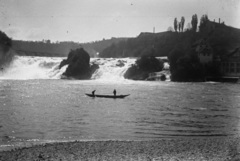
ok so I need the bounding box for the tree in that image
[124,56,164,80]
[178,22,181,32]
[174,18,178,32]
[191,14,198,32]
[199,14,209,32]
[186,23,192,31]
[168,47,204,82]
[181,16,185,32]
[167,26,174,32]
[168,47,185,73]
[136,55,164,72]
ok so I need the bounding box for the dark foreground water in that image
[0,79,240,149]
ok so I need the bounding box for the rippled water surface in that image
[1,79,240,148]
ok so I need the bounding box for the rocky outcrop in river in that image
[124,56,164,80]
[0,30,14,68]
[59,48,99,79]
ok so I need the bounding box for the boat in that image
[85,93,130,98]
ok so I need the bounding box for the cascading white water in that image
[0,56,67,80]
[0,56,136,80]
[91,58,136,81]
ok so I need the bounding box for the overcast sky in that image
[0,0,239,43]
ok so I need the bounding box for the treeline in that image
[13,40,79,57]
[173,14,209,33]
[99,14,215,58]
[12,37,128,57]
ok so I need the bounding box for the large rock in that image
[124,56,164,80]
[90,63,99,74]
[116,60,125,67]
[124,65,149,80]
[59,48,94,79]
[0,30,13,68]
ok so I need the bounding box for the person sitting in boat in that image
[92,90,96,96]
[113,89,116,96]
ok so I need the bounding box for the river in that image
[0,56,240,150]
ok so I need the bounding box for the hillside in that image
[99,21,240,58]
[99,31,200,58]
[12,37,128,57]
[205,21,240,57]
[99,20,240,81]
[168,21,240,81]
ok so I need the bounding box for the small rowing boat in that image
[85,93,130,98]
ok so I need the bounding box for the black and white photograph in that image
[0,0,240,160]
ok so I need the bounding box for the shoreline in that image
[1,137,240,160]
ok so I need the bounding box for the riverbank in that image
[0,137,239,161]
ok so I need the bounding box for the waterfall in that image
[0,56,66,80]
[0,56,136,80]
[91,58,136,81]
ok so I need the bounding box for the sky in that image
[0,0,240,43]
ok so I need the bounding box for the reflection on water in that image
[0,80,240,147]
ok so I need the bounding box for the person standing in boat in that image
[113,89,116,96]
[92,90,96,96]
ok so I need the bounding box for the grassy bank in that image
[0,137,240,161]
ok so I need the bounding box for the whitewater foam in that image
[91,58,136,81]
[0,56,137,80]
[0,56,65,80]
[0,56,172,81]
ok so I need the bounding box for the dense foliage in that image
[199,14,209,33]
[191,14,198,32]
[168,46,223,82]
[136,55,164,72]
[168,47,205,81]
